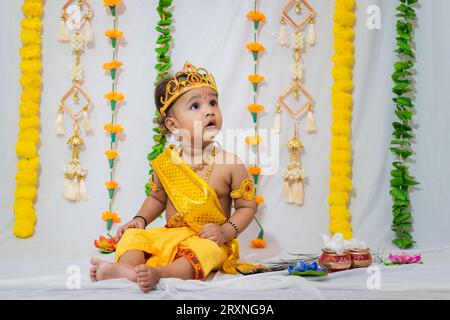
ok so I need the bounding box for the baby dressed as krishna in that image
[90,61,257,292]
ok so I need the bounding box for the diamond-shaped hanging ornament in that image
[278,81,313,120]
[281,0,317,32]
[60,83,93,121]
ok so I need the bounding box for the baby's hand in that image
[199,223,225,245]
[115,218,145,242]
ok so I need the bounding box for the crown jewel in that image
[159,61,218,117]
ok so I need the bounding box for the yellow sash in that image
[150,144,240,274]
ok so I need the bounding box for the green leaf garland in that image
[389,0,419,249]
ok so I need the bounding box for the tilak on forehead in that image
[159,61,218,117]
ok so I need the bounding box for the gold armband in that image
[230,178,256,201]
[149,175,162,192]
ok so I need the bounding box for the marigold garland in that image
[328,0,355,240]
[12,0,43,238]
[246,0,266,249]
[145,0,174,196]
[97,0,125,251]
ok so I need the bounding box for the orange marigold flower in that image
[248,166,261,175]
[246,11,266,22]
[102,60,122,70]
[102,211,121,223]
[251,238,266,248]
[255,195,265,205]
[104,123,124,133]
[248,74,264,84]
[104,29,124,39]
[104,91,125,101]
[94,235,117,253]
[245,135,262,145]
[105,150,119,159]
[246,42,265,53]
[105,181,119,189]
[247,103,265,113]
[103,0,123,6]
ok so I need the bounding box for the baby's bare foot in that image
[90,257,137,282]
[134,265,161,293]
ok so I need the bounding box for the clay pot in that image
[349,249,372,268]
[318,249,352,272]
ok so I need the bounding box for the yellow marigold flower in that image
[251,238,266,248]
[104,91,125,101]
[247,104,265,113]
[102,60,122,70]
[103,0,123,6]
[22,2,43,18]
[248,74,264,84]
[102,211,121,223]
[329,205,351,220]
[104,29,124,39]
[15,186,37,201]
[328,191,350,206]
[246,42,265,53]
[255,195,265,205]
[245,135,262,145]
[104,123,124,133]
[247,166,261,175]
[246,11,266,22]
[105,181,119,189]
[14,219,35,239]
[105,150,119,159]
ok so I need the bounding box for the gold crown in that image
[159,61,218,117]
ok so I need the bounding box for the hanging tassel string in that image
[81,20,94,44]
[58,21,70,42]
[277,20,289,46]
[306,110,317,133]
[55,110,65,136]
[82,108,92,133]
[308,21,316,46]
[295,180,304,205]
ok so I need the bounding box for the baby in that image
[90,61,257,292]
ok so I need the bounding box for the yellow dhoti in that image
[114,144,240,279]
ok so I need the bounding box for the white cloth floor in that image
[1,246,449,300]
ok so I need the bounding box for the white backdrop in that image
[1,0,450,266]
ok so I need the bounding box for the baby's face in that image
[168,87,222,144]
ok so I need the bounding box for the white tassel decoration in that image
[308,23,316,46]
[306,110,317,133]
[273,109,281,134]
[63,176,71,200]
[78,177,88,200]
[55,112,65,136]
[277,23,289,47]
[295,181,305,205]
[73,176,81,201]
[82,110,92,133]
[289,180,298,204]
[81,21,94,44]
[283,180,291,203]
[64,177,76,201]
[58,21,70,42]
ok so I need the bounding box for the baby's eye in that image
[210,99,218,107]
[190,103,200,110]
